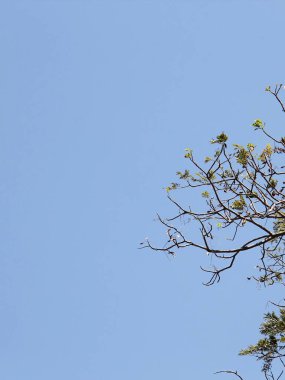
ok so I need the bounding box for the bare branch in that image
[215,370,244,380]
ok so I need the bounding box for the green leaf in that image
[252,119,264,129]
[201,191,210,198]
[210,132,228,144]
[232,195,246,211]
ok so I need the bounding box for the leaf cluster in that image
[240,310,285,373]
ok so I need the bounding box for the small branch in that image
[215,370,244,380]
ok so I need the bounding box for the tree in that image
[142,84,285,380]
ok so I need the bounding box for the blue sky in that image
[0,1,285,379]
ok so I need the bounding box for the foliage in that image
[240,310,285,374]
[142,84,285,380]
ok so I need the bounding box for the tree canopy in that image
[143,84,285,380]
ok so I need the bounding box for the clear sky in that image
[0,1,285,379]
